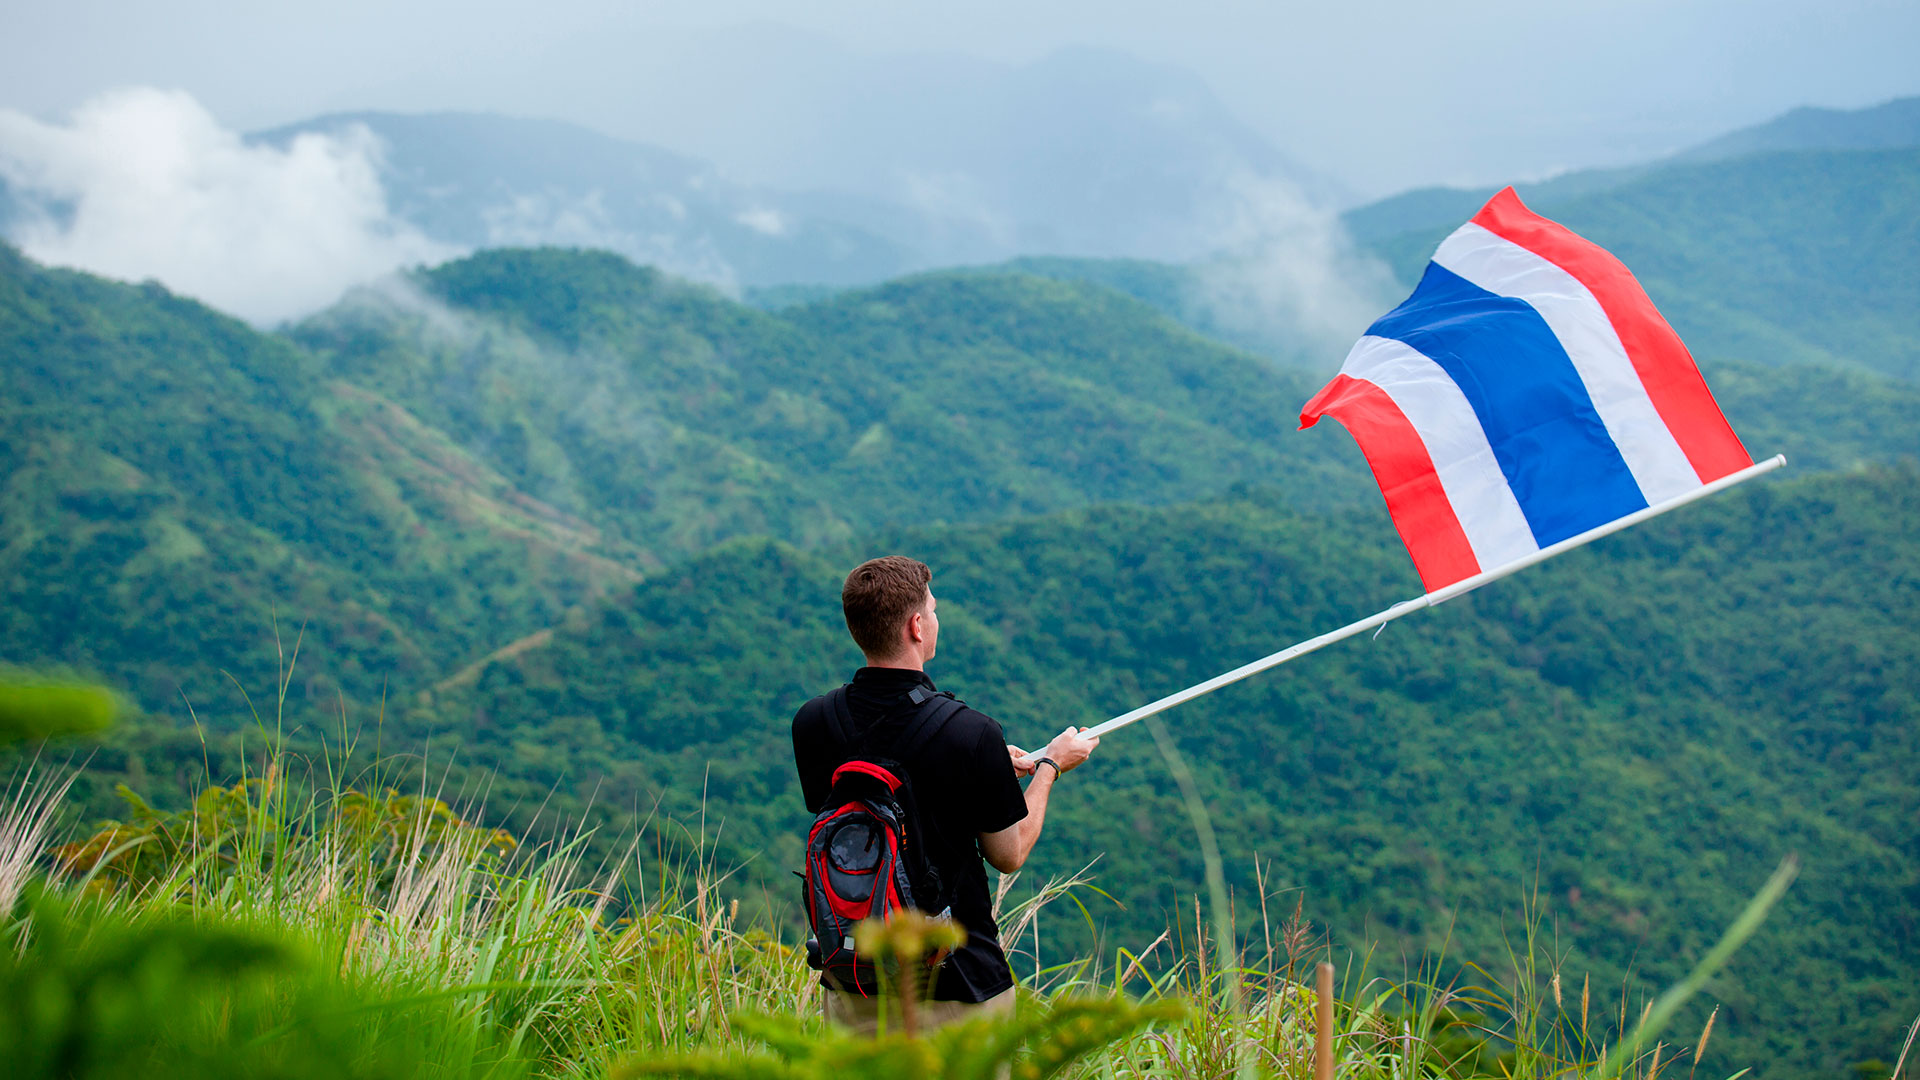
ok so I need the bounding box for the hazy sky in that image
[6,0,1917,196]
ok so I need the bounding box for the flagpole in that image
[1082,454,1786,740]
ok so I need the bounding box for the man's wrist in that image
[1033,756,1060,779]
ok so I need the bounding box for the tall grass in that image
[4,746,820,1077]
[0,736,1816,1079]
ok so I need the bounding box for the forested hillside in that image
[289,249,1370,565]
[413,468,1918,1076]
[0,246,639,713]
[9,237,1909,728]
[4,243,1366,723]
[5,234,1919,1077]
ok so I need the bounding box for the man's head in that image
[842,555,938,667]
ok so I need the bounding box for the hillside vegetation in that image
[291,250,1369,564]
[3,208,1918,1079]
[9,235,1911,733]
[416,467,1918,1076]
[0,247,645,714]
[3,242,1369,730]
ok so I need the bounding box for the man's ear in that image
[904,610,925,644]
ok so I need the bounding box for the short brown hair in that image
[842,556,932,657]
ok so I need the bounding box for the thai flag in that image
[1301,188,1753,592]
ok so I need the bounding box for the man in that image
[792,555,1098,1033]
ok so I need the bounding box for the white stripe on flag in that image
[1340,335,1538,569]
[1433,223,1700,504]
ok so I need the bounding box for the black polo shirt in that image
[792,666,1029,1002]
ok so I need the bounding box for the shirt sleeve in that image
[967,712,1030,836]
[793,704,831,814]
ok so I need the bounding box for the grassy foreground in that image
[0,730,1822,1080]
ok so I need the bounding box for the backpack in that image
[801,684,966,995]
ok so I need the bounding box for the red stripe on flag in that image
[1301,374,1481,591]
[1469,187,1752,482]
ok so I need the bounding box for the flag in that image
[1300,187,1753,592]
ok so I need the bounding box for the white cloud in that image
[898,169,1016,251]
[477,188,741,294]
[0,87,457,325]
[732,205,786,236]
[1188,173,1402,362]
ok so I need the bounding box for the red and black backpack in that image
[802,684,966,995]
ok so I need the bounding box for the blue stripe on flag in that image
[1368,262,1649,547]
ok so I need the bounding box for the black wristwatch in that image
[1033,756,1061,778]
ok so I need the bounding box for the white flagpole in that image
[1083,454,1786,739]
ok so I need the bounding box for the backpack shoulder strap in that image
[822,686,855,745]
[891,689,965,759]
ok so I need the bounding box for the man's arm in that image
[793,705,832,813]
[979,726,1098,873]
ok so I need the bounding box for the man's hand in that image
[980,726,1101,874]
[1040,726,1100,774]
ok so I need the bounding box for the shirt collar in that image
[851,666,935,691]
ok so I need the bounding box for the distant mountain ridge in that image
[252,112,932,290]
[1361,147,1920,380]
[1676,95,1920,162]
[1005,140,1920,382]
[248,48,1341,293]
[1341,94,1920,243]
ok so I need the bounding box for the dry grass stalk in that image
[1255,860,1273,977]
[1115,928,1172,990]
[1193,894,1206,992]
[1315,960,1334,1080]
[1893,1009,1920,1079]
[0,762,78,917]
[1281,892,1312,993]
[1691,1005,1718,1072]
[1582,973,1591,1046]
[992,860,1100,985]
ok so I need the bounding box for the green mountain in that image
[1365,148,1920,381]
[6,236,1920,1077]
[1336,107,1920,387]
[421,467,1917,1077]
[288,249,1371,571]
[905,144,1920,393]
[4,240,1384,759]
[747,255,1328,364]
[1675,95,1920,163]
[0,246,637,731]
[956,254,1352,367]
[6,235,1915,730]
[1342,165,1647,247]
